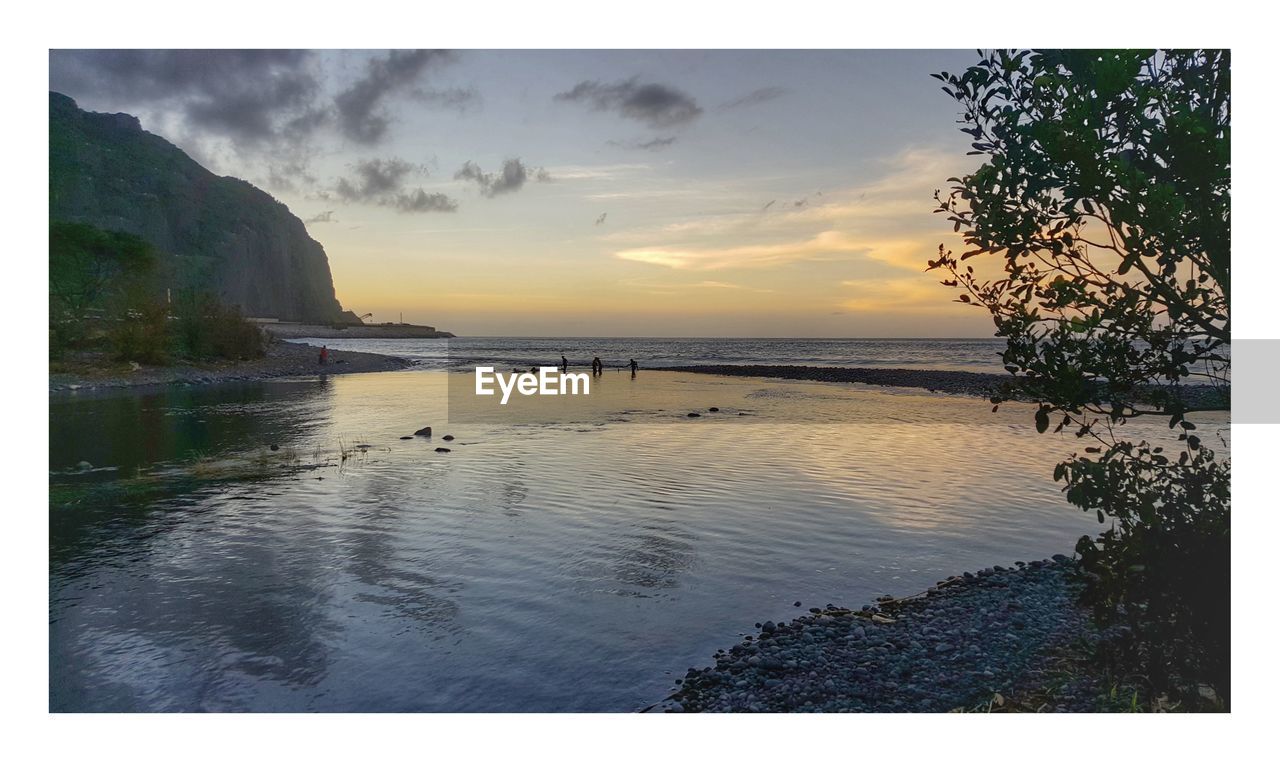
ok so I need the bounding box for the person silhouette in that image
[592,356,602,376]
[561,354,568,373]
[629,358,638,378]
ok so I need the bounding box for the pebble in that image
[663,559,1090,713]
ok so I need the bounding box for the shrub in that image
[107,301,171,365]
[173,291,265,361]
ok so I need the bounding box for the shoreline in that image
[659,557,1115,713]
[661,364,1008,398]
[263,322,454,339]
[49,349,1231,414]
[659,364,1230,410]
[49,340,412,394]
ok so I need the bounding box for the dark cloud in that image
[331,158,456,214]
[394,190,458,213]
[51,49,471,154]
[608,136,678,152]
[335,158,423,201]
[718,86,789,111]
[761,200,776,212]
[334,50,454,144]
[454,159,549,198]
[554,78,701,128]
[305,210,337,224]
[595,213,608,225]
[49,50,321,145]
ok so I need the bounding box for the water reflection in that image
[49,370,1229,711]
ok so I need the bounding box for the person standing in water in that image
[591,356,602,376]
[629,358,638,377]
[561,354,568,373]
[319,345,329,365]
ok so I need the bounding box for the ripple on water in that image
[49,370,1228,711]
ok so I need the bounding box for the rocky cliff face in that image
[49,92,346,323]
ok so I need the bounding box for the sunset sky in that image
[49,49,994,337]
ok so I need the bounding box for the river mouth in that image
[49,370,1227,711]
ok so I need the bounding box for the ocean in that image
[283,336,1010,374]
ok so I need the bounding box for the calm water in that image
[287,336,1010,374]
[49,362,1229,711]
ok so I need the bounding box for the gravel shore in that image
[662,557,1101,712]
[49,340,411,394]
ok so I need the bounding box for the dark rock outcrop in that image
[49,92,345,323]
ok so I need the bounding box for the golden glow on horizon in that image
[317,146,992,336]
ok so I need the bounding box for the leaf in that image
[1035,406,1050,433]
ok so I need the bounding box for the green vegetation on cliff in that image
[49,92,345,323]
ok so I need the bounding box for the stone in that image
[415,426,432,437]
[435,447,451,453]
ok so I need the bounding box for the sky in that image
[49,49,997,337]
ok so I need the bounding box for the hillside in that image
[49,92,347,323]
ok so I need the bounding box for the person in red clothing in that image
[319,345,329,365]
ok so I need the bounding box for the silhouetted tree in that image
[931,50,1230,704]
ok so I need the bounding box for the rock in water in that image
[435,447,451,453]
[442,435,455,441]
[415,427,432,437]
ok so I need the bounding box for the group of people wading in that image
[561,354,639,378]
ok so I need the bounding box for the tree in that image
[930,50,1230,703]
[49,222,156,323]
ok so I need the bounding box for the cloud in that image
[608,136,678,151]
[555,78,702,128]
[49,50,321,145]
[49,49,473,179]
[454,159,550,198]
[335,158,424,201]
[717,86,789,111]
[596,213,608,225]
[265,157,318,192]
[547,163,651,181]
[334,49,454,144]
[305,210,336,224]
[417,86,480,112]
[615,231,867,271]
[394,189,459,213]
[331,157,456,213]
[839,277,957,313]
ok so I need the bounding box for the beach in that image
[49,339,410,394]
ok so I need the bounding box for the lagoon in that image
[49,367,1223,711]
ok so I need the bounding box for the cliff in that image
[49,92,346,323]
